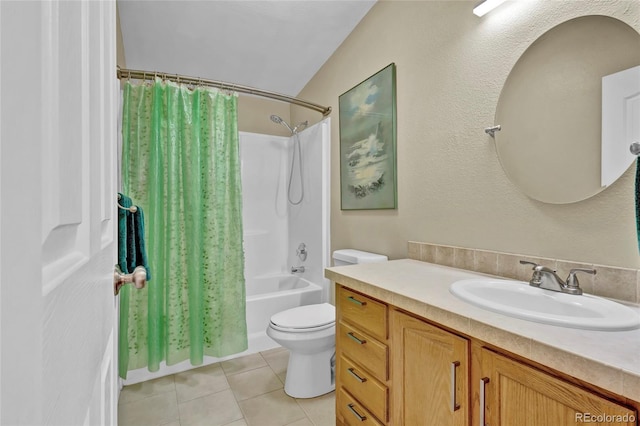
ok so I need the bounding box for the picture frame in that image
[339,63,397,210]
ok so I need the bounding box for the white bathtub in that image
[246,274,323,350]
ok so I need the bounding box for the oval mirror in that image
[494,15,640,204]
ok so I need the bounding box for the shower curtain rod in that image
[117,67,332,117]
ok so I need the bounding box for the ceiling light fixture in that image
[473,0,507,17]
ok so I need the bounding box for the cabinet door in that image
[479,348,637,426]
[391,310,469,426]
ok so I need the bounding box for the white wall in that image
[240,132,289,280]
[287,119,332,302]
[241,119,331,301]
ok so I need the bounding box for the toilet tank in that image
[332,249,388,266]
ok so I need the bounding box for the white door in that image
[601,65,640,187]
[1,1,119,425]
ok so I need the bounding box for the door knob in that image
[114,265,147,296]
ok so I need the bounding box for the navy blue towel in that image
[118,193,151,280]
[127,206,151,281]
[118,193,132,274]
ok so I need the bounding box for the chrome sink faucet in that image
[519,260,596,295]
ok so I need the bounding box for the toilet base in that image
[284,348,335,398]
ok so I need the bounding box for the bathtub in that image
[123,273,322,384]
[245,273,323,351]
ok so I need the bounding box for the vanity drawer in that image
[338,355,387,423]
[338,286,387,340]
[338,321,388,381]
[338,387,384,426]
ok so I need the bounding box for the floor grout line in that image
[173,383,180,426]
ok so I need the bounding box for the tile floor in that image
[118,347,336,426]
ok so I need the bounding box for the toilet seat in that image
[269,321,335,333]
[269,303,335,333]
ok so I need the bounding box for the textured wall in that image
[238,96,292,136]
[294,0,640,268]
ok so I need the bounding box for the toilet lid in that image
[270,303,335,330]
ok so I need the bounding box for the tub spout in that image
[291,266,305,273]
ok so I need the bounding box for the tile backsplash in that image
[408,241,640,304]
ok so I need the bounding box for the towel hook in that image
[117,202,137,213]
[117,194,138,213]
[116,194,138,213]
[485,125,502,138]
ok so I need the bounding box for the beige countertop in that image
[325,259,640,402]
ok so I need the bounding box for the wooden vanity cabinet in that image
[335,284,639,426]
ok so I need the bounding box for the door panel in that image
[601,65,640,187]
[1,1,118,425]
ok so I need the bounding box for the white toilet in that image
[266,249,388,398]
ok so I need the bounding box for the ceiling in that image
[117,0,376,97]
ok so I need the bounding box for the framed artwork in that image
[339,63,397,210]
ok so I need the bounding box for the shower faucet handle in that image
[296,243,308,261]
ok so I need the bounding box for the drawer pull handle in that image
[451,361,460,412]
[347,296,367,306]
[347,367,367,383]
[480,377,490,426]
[347,403,367,422]
[347,332,366,345]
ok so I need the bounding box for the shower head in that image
[270,114,283,124]
[270,115,293,133]
[270,115,308,134]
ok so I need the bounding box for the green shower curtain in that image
[119,79,247,378]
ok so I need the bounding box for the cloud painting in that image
[339,64,397,209]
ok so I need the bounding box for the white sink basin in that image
[449,279,640,331]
